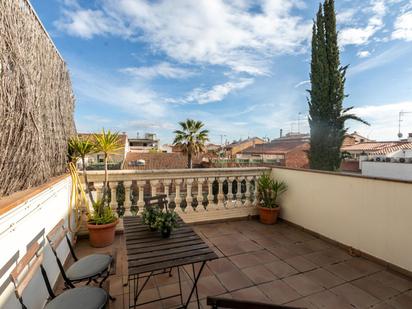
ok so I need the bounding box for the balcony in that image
[2,167,412,308]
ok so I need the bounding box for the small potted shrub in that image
[257,173,287,225]
[154,210,178,238]
[399,158,406,163]
[87,200,118,247]
[142,207,160,231]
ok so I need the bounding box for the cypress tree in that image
[308,0,368,171]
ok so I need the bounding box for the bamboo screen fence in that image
[0,0,76,197]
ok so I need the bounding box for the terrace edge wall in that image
[0,176,72,309]
[272,166,412,274]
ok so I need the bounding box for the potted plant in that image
[142,206,160,231]
[257,173,287,225]
[86,129,123,247]
[154,210,178,238]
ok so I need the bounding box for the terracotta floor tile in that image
[371,303,396,309]
[325,260,368,281]
[109,275,125,296]
[283,274,325,296]
[304,238,332,251]
[303,249,349,267]
[197,275,227,299]
[207,258,238,274]
[330,283,380,308]
[267,245,300,260]
[216,269,254,291]
[251,250,279,264]
[229,252,261,269]
[230,286,271,303]
[305,268,345,289]
[285,297,320,309]
[258,280,301,304]
[264,260,298,279]
[368,271,412,293]
[242,264,277,284]
[386,292,412,309]
[352,275,401,300]
[285,256,318,273]
[306,290,354,309]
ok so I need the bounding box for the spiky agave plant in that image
[257,173,287,208]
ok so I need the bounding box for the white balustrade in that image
[84,167,268,223]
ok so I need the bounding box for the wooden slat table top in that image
[123,216,218,276]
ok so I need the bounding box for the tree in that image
[68,136,96,204]
[308,0,368,171]
[93,129,123,205]
[173,119,209,168]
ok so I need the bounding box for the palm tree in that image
[173,119,209,168]
[93,129,123,205]
[68,136,96,204]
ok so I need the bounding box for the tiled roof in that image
[124,152,215,170]
[227,137,265,149]
[241,140,309,154]
[342,142,412,155]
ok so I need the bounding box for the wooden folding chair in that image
[144,194,169,211]
[46,219,115,300]
[10,242,108,309]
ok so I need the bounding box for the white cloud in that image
[339,0,387,46]
[392,11,412,41]
[294,80,310,88]
[336,9,356,24]
[120,62,194,79]
[183,78,254,104]
[350,101,412,140]
[56,0,312,75]
[357,50,371,58]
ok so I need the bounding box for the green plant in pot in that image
[86,129,123,247]
[257,173,287,225]
[142,206,160,231]
[154,210,179,238]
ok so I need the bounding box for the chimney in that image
[280,129,283,138]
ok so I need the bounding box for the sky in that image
[30,0,412,144]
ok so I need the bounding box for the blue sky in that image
[31,0,412,144]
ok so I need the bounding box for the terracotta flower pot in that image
[87,219,119,248]
[258,206,279,225]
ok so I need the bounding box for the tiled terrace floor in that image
[70,219,412,309]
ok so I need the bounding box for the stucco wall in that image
[0,176,72,309]
[361,161,412,181]
[271,167,412,273]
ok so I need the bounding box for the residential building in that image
[225,137,266,158]
[128,132,159,152]
[238,134,310,168]
[78,133,128,170]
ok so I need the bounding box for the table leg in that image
[184,261,206,308]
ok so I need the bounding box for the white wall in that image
[0,176,72,309]
[362,161,412,181]
[272,167,412,273]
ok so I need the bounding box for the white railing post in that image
[207,178,216,210]
[136,181,146,214]
[163,179,172,206]
[94,182,104,202]
[185,178,194,212]
[174,179,182,213]
[110,181,118,212]
[196,178,205,212]
[227,177,235,208]
[252,176,258,206]
[236,177,243,207]
[245,177,252,207]
[124,181,133,216]
[217,177,225,209]
[150,180,159,197]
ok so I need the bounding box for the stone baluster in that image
[196,178,205,212]
[123,181,133,216]
[136,181,146,214]
[207,178,216,210]
[252,176,258,205]
[110,182,118,213]
[150,180,159,197]
[226,177,235,208]
[236,177,243,207]
[244,177,252,207]
[94,182,104,203]
[163,179,172,209]
[174,179,182,213]
[217,177,225,209]
[185,178,194,212]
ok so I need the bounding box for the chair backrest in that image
[46,219,67,251]
[144,194,168,211]
[10,242,43,300]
